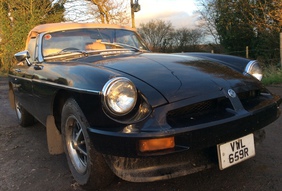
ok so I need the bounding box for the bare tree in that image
[172,28,204,50]
[56,0,130,24]
[88,0,130,25]
[63,0,96,22]
[196,0,220,44]
[138,19,174,52]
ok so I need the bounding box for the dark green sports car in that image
[8,23,281,189]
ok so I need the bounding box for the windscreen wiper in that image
[100,42,143,52]
[45,48,86,57]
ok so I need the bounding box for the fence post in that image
[246,46,249,58]
[280,33,282,67]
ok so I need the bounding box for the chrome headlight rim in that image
[244,60,263,81]
[102,77,137,116]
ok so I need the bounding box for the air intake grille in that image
[167,89,271,128]
[238,90,269,111]
[167,97,234,128]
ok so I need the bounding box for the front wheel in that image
[61,98,114,189]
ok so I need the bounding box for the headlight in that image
[244,60,262,81]
[102,77,137,116]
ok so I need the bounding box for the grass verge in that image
[262,65,282,86]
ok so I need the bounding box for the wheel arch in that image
[47,86,117,154]
[52,89,101,131]
[46,89,74,155]
[52,89,71,132]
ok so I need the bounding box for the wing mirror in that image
[14,50,32,66]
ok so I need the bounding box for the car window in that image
[42,28,149,58]
[116,30,146,50]
[27,38,36,62]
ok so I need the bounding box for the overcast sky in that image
[56,0,199,29]
[135,0,199,28]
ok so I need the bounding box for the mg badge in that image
[228,89,236,98]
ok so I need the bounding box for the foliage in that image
[252,31,280,65]
[197,0,281,64]
[240,0,282,33]
[0,0,64,73]
[214,0,255,57]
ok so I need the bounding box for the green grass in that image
[262,65,282,86]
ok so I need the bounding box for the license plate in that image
[217,134,255,170]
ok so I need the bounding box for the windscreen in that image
[42,28,149,57]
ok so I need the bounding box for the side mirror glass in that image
[14,50,31,66]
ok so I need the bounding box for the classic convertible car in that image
[8,23,281,189]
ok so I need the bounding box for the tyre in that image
[61,98,114,189]
[15,98,34,127]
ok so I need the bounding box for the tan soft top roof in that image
[25,22,136,49]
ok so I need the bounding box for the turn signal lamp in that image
[139,137,175,152]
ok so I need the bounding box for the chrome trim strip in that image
[9,74,33,82]
[9,74,100,95]
[37,33,44,62]
[244,60,257,74]
[32,78,101,94]
[101,77,137,116]
[244,60,262,81]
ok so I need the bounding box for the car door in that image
[28,34,60,125]
[10,37,38,117]
[32,60,61,125]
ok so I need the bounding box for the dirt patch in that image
[1,77,282,191]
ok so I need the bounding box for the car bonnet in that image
[97,53,262,103]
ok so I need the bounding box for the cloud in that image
[168,12,201,28]
[134,0,200,28]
